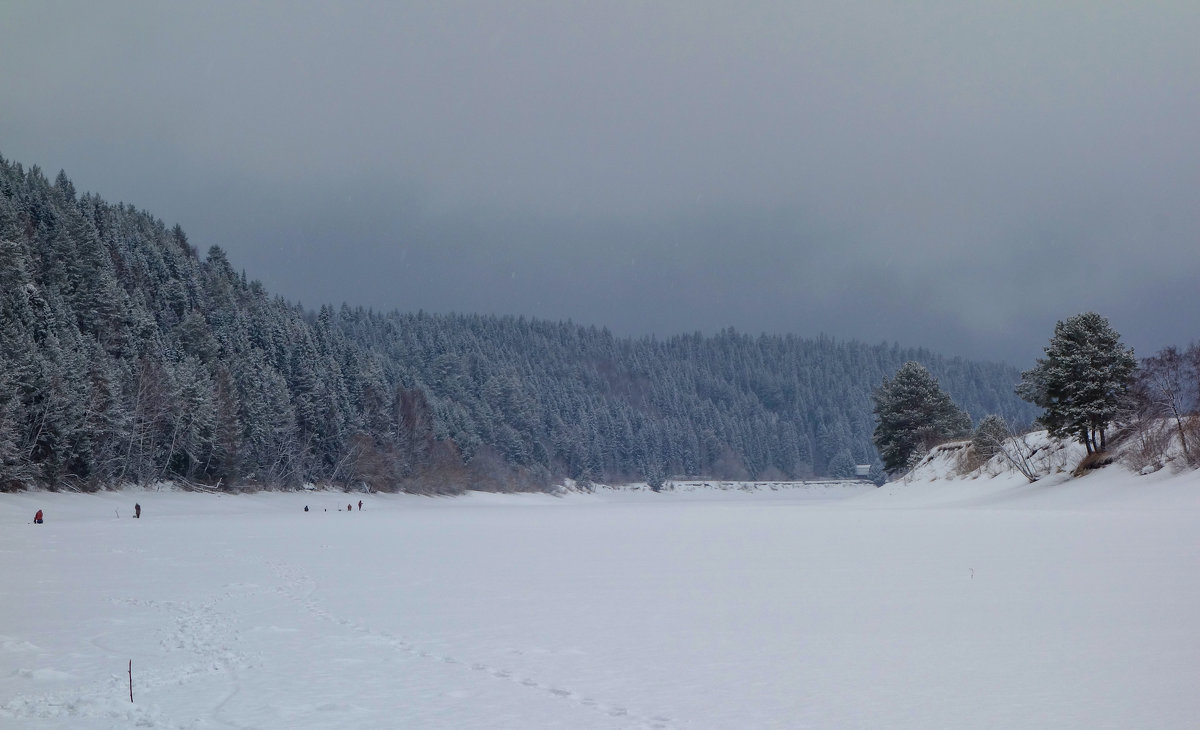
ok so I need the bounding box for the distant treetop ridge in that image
[0,156,1034,491]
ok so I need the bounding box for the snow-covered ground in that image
[4,464,1199,729]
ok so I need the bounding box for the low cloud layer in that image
[3,1,1197,365]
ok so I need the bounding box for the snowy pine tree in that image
[1017,312,1136,454]
[872,362,972,474]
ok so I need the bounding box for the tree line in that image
[873,311,1199,477]
[1,156,1036,492]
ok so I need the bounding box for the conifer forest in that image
[0,157,1036,492]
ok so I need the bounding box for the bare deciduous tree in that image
[971,417,1041,483]
[1132,344,1199,466]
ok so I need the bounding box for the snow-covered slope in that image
[4,460,1199,729]
[875,427,1200,510]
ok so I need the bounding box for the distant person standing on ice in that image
[347,504,352,512]
[134,503,141,519]
[358,500,362,511]
[34,509,43,524]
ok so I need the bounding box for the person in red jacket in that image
[34,509,43,524]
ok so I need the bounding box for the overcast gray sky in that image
[3,1,1198,366]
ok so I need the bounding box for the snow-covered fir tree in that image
[1017,312,1136,454]
[871,361,972,474]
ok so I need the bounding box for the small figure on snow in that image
[347,504,352,512]
[34,509,43,524]
[358,500,363,511]
[304,505,309,512]
[134,503,141,519]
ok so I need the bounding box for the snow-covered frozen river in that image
[4,476,1199,729]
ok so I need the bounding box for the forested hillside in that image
[0,157,1036,492]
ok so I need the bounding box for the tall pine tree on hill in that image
[1017,312,1135,454]
[872,362,972,474]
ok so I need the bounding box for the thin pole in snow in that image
[129,660,133,702]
